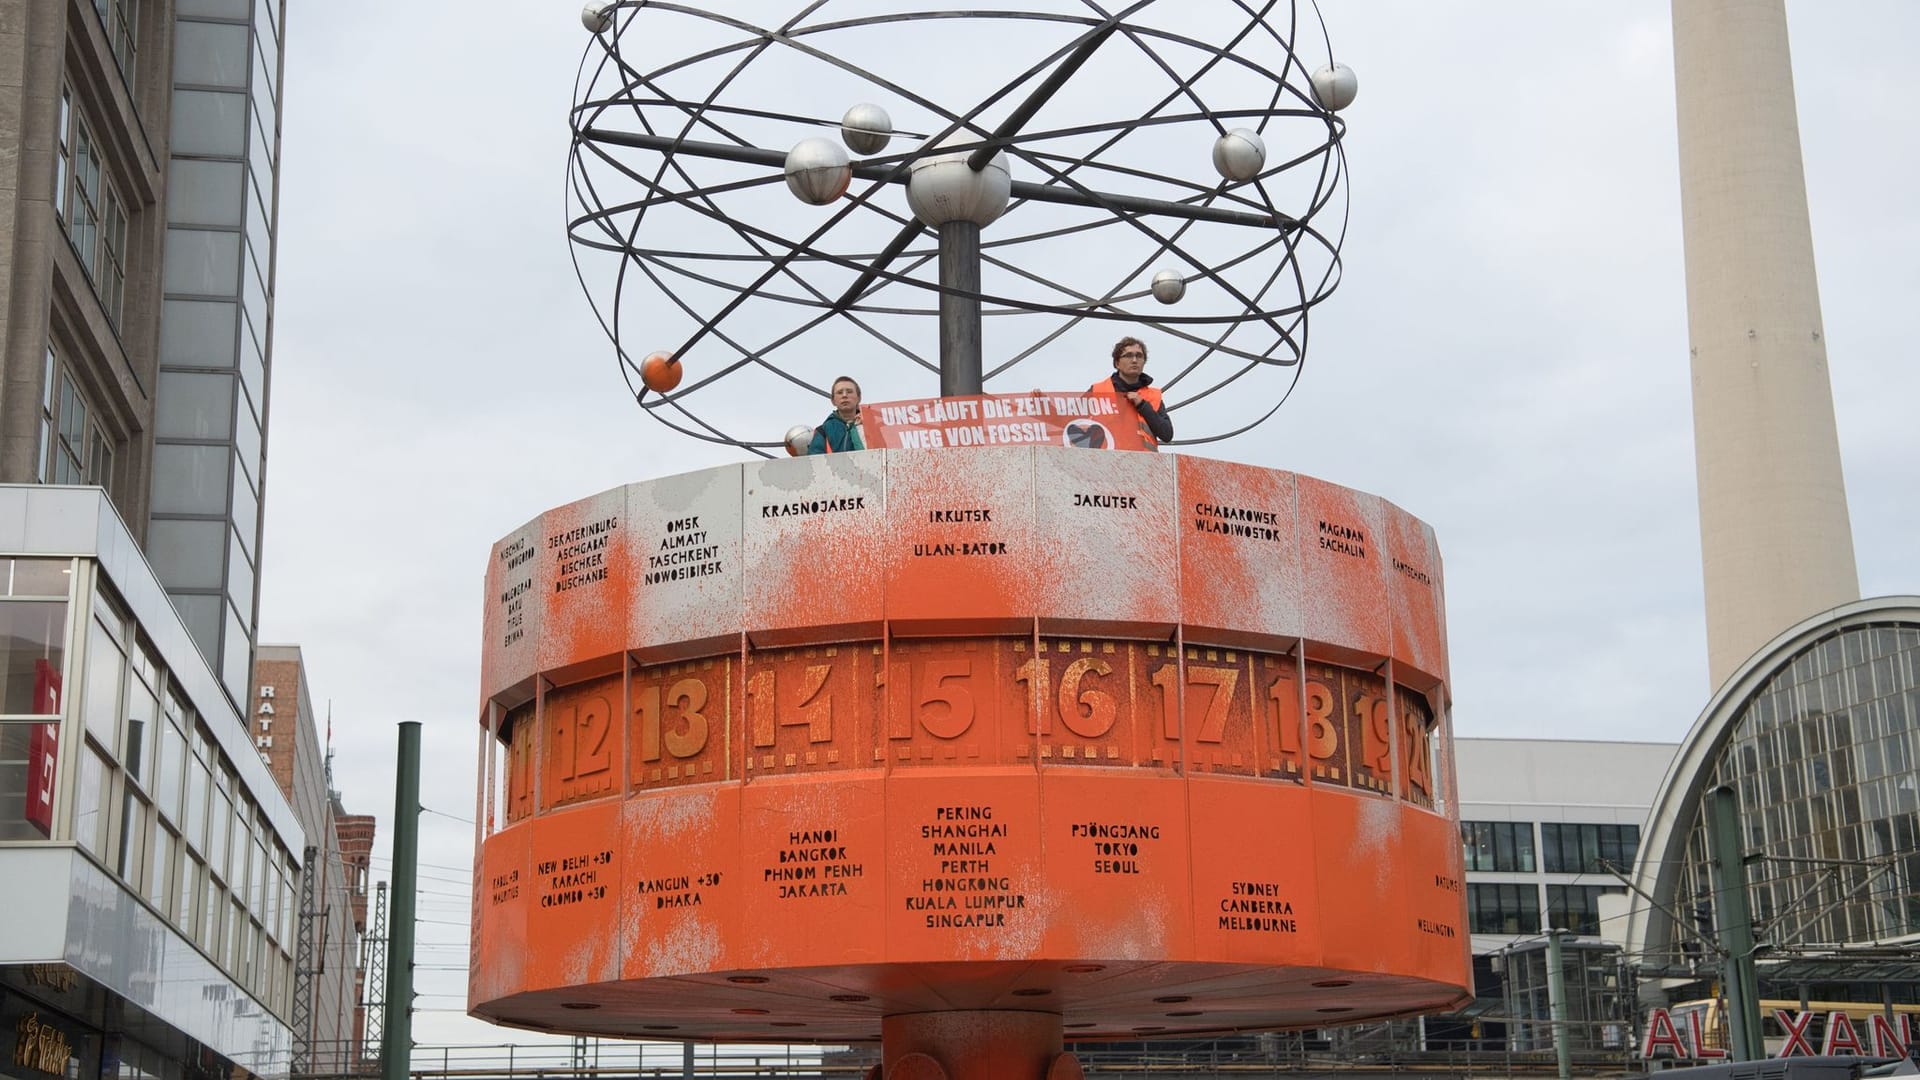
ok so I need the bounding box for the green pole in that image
[1707,784,1764,1061]
[381,722,422,1080]
[1544,928,1572,1080]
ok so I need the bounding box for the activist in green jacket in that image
[806,376,868,454]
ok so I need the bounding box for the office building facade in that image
[1428,738,1677,1054]
[1,0,285,704]
[2,2,296,1079]
[1,489,301,1080]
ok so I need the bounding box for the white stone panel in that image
[742,452,887,644]
[628,464,744,659]
[1031,447,1176,636]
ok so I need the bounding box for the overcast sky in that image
[255,1,1919,1049]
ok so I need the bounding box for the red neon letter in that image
[1642,1009,1690,1059]
[1869,1013,1910,1059]
[1823,1012,1865,1056]
[1687,1009,1728,1059]
[1777,1010,1816,1057]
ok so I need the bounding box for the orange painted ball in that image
[640,352,681,393]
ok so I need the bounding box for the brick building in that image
[250,646,374,1072]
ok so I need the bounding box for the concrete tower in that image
[1672,0,1859,688]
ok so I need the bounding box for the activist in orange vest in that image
[1089,336,1173,445]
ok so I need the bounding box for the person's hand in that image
[1125,391,1144,406]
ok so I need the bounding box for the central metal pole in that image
[938,221,983,396]
[883,1011,1068,1080]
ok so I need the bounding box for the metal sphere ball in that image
[1311,63,1358,111]
[639,351,681,393]
[841,103,893,156]
[1211,128,1267,183]
[906,136,1011,227]
[1150,270,1187,305]
[784,137,853,205]
[580,0,615,34]
[784,425,814,457]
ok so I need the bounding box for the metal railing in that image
[393,1043,866,1079]
[299,1033,1642,1080]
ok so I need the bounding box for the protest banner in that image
[861,392,1156,451]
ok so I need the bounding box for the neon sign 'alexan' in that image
[1641,1007,1912,1059]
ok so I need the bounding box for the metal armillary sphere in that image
[568,1,1353,454]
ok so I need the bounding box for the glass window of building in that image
[1462,820,1536,872]
[183,750,209,852]
[170,89,248,156]
[1500,941,1632,1053]
[75,744,111,855]
[1541,822,1640,874]
[1468,882,1541,935]
[163,228,242,297]
[99,196,129,324]
[1547,884,1625,935]
[244,171,271,254]
[155,708,185,822]
[201,872,222,951]
[94,0,139,79]
[147,821,175,914]
[149,443,230,515]
[166,159,246,227]
[117,784,149,885]
[229,808,249,904]
[82,613,125,752]
[177,854,202,934]
[58,88,99,262]
[178,0,250,16]
[160,299,239,365]
[0,723,57,840]
[54,88,130,326]
[249,835,266,912]
[1672,623,1920,952]
[1,558,69,713]
[145,520,226,593]
[53,365,85,484]
[263,859,280,939]
[226,897,243,971]
[40,351,119,498]
[227,789,246,883]
[123,646,159,787]
[208,788,231,882]
[278,858,293,943]
[0,559,71,841]
[174,20,248,88]
[55,90,71,221]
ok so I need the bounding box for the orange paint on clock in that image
[471,449,1467,1043]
